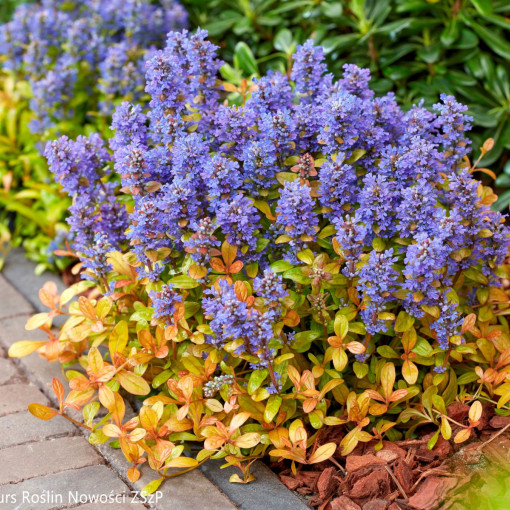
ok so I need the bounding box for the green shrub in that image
[0,74,71,271]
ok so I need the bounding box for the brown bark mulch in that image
[271,405,510,510]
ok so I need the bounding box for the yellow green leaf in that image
[308,442,336,464]
[8,340,46,357]
[117,370,150,395]
[109,320,128,356]
[25,313,50,331]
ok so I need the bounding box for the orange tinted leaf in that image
[229,411,251,433]
[389,388,408,402]
[454,428,471,444]
[127,466,141,483]
[107,391,126,426]
[234,281,249,301]
[270,448,306,463]
[164,416,193,432]
[365,390,385,402]
[223,82,238,93]
[64,389,94,410]
[204,436,227,450]
[283,310,300,327]
[128,428,147,442]
[179,375,194,401]
[232,432,260,448]
[138,329,155,351]
[286,365,301,388]
[210,257,226,272]
[369,403,388,415]
[345,341,365,354]
[78,296,96,320]
[52,378,65,404]
[176,403,190,421]
[98,385,115,410]
[95,366,116,383]
[28,403,58,420]
[103,424,122,437]
[228,260,244,274]
[189,264,208,280]
[474,168,497,180]
[268,427,289,448]
[222,241,237,266]
[39,282,58,308]
[348,287,360,306]
[302,398,318,413]
[462,314,477,333]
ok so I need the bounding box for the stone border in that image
[1,249,309,510]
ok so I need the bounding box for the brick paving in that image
[0,274,239,510]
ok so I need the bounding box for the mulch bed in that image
[271,404,510,510]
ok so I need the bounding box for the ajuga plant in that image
[0,0,187,139]
[0,0,187,270]
[11,30,510,490]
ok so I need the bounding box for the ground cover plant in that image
[9,30,510,499]
[185,0,510,203]
[0,0,187,270]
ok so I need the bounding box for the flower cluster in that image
[0,0,187,136]
[47,27,510,369]
[24,30,510,489]
[44,133,128,284]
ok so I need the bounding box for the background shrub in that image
[0,0,32,23]
[0,74,71,271]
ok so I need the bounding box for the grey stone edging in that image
[1,249,309,510]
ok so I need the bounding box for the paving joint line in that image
[0,312,33,321]
[0,458,107,488]
[0,431,81,452]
